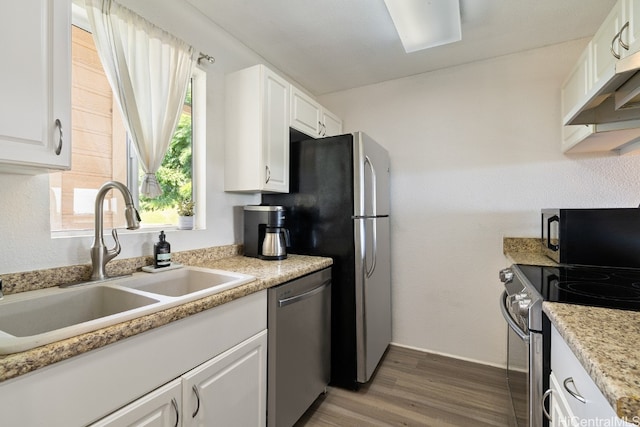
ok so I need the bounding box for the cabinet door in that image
[263,70,289,192]
[322,108,343,137]
[561,46,591,125]
[90,379,182,427]
[0,0,71,172]
[182,330,267,427]
[291,86,322,137]
[551,326,636,426]
[592,1,623,90]
[625,0,640,54]
[549,373,577,427]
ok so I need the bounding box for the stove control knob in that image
[517,299,531,316]
[499,268,514,283]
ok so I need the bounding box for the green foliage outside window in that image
[138,83,193,221]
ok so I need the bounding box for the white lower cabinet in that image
[0,291,267,427]
[91,330,267,427]
[548,325,635,427]
[549,372,577,427]
[90,379,182,427]
[182,330,266,427]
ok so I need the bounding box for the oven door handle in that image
[500,291,530,342]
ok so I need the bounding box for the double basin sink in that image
[0,267,255,355]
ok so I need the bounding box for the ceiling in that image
[185,0,617,96]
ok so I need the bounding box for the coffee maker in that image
[243,205,290,260]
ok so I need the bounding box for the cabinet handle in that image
[612,32,622,59]
[563,377,587,403]
[192,385,201,417]
[265,165,271,184]
[542,389,553,422]
[619,21,630,51]
[54,119,63,155]
[171,398,180,427]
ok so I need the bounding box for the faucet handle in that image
[105,228,122,263]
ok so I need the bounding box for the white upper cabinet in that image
[625,0,640,53]
[591,1,623,90]
[322,108,343,137]
[225,64,343,193]
[225,64,290,193]
[0,0,71,173]
[290,86,343,138]
[560,0,640,154]
[561,46,591,129]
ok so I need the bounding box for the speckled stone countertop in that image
[544,303,640,424]
[0,252,332,383]
[502,237,558,266]
[504,237,640,424]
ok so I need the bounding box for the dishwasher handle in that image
[278,279,331,307]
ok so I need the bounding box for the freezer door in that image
[353,132,390,218]
[354,216,391,383]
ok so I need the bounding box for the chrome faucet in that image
[90,181,141,281]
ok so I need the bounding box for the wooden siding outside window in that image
[51,25,127,231]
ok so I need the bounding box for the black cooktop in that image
[517,264,640,311]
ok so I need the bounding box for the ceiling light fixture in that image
[383,0,462,53]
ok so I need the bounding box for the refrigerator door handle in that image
[363,155,378,278]
[364,155,377,217]
[365,218,377,278]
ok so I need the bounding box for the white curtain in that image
[85,0,195,198]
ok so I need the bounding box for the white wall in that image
[319,39,640,367]
[0,0,269,274]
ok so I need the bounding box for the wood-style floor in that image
[295,345,516,427]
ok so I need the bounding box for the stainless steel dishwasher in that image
[267,267,331,427]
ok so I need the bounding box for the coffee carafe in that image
[261,226,291,259]
[243,205,290,260]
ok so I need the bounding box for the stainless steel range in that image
[499,263,640,427]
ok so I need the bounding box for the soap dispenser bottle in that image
[154,231,171,268]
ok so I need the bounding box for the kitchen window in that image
[50,8,206,234]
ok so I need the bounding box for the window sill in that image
[50,225,200,239]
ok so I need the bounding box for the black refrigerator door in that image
[263,134,360,386]
[263,134,355,255]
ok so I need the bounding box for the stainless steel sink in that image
[0,266,255,355]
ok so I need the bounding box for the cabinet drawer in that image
[551,326,633,425]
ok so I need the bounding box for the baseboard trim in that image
[389,342,507,370]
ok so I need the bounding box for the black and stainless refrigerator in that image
[263,131,391,388]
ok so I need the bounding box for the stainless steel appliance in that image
[499,263,640,427]
[243,205,289,260]
[263,131,391,388]
[262,226,289,259]
[268,268,331,427]
[541,208,640,267]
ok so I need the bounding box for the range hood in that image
[567,52,640,126]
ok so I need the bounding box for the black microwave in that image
[541,208,640,267]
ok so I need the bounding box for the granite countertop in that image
[544,303,640,424]
[504,237,640,424]
[502,237,558,266]
[0,254,332,383]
